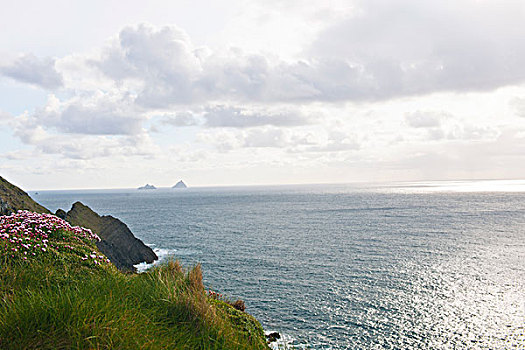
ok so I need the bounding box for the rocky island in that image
[138,183,157,190]
[172,180,188,189]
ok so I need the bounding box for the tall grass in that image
[0,259,268,349]
[0,212,268,349]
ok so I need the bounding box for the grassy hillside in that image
[0,211,269,349]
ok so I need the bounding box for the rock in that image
[172,180,187,189]
[266,332,281,343]
[65,201,158,272]
[55,209,67,220]
[0,176,50,216]
[138,184,156,190]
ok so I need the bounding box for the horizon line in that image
[27,177,525,192]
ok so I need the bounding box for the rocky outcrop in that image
[55,208,67,220]
[266,332,281,343]
[0,176,50,215]
[1,175,158,272]
[65,202,157,272]
[172,180,187,189]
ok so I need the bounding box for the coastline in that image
[0,175,272,349]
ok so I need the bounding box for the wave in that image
[266,331,303,350]
[134,247,178,273]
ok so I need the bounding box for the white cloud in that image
[14,123,158,160]
[402,109,500,142]
[10,93,159,161]
[29,93,144,135]
[242,127,288,148]
[91,25,364,105]
[3,3,525,188]
[82,4,525,110]
[289,130,361,153]
[198,125,361,154]
[510,97,525,118]
[1,54,63,89]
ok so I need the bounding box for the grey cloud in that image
[162,105,312,129]
[1,54,63,89]
[405,111,447,128]
[58,104,142,135]
[204,105,311,128]
[162,112,200,127]
[309,0,525,99]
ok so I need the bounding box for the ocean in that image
[33,181,525,349]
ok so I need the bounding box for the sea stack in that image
[172,180,188,189]
[138,184,157,190]
[65,201,158,271]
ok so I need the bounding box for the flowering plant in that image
[0,210,111,268]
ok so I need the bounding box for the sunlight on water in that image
[392,179,525,193]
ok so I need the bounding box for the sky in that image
[2,0,525,190]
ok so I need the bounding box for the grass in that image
[0,211,269,349]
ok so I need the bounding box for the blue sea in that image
[33,181,525,349]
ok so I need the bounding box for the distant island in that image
[138,184,157,190]
[172,180,187,189]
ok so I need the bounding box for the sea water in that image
[34,181,525,349]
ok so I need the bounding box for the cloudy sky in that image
[2,0,525,190]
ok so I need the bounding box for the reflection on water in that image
[391,179,525,193]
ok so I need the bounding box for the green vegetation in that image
[0,211,269,349]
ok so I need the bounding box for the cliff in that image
[0,176,50,215]
[65,202,157,271]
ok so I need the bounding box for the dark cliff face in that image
[0,176,50,215]
[65,202,157,272]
